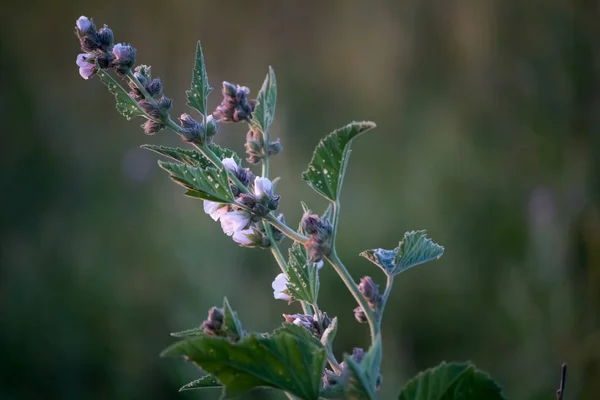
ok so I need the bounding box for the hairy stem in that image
[265,214,309,244]
[326,251,378,340]
[379,274,394,322]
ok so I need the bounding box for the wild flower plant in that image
[74,14,562,400]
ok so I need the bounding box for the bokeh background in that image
[1,0,599,399]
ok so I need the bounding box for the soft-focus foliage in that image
[1,0,599,399]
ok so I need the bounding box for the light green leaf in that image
[344,355,377,400]
[162,324,326,400]
[186,41,212,117]
[141,144,241,168]
[170,326,203,338]
[179,375,222,391]
[360,231,444,276]
[250,66,277,137]
[398,362,506,400]
[302,121,376,202]
[361,336,382,389]
[222,297,243,341]
[286,243,320,304]
[158,161,233,203]
[97,69,145,120]
[320,317,337,348]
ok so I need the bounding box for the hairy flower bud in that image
[142,119,164,135]
[97,25,114,50]
[205,115,218,137]
[214,81,255,122]
[76,16,91,32]
[301,212,333,262]
[358,276,382,310]
[267,139,282,156]
[354,305,367,323]
[201,306,224,336]
[75,16,100,52]
[157,95,172,113]
[111,43,137,75]
[147,78,163,97]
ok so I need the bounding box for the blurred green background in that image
[1,0,599,399]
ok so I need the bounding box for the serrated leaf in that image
[302,121,376,202]
[360,231,444,276]
[170,326,204,338]
[398,362,506,400]
[97,69,145,120]
[186,41,212,117]
[162,324,326,400]
[222,297,243,341]
[250,66,277,138]
[141,144,241,168]
[393,230,444,274]
[158,161,233,203]
[286,243,319,304]
[179,375,222,391]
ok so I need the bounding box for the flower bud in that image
[179,113,203,142]
[75,16,100,52]
[142,119,164,135]
[97,25,114,50]
[253,177,273,199]
[96,52,113,69]
[354,306,367,323]
[147,78,163,97]
[222,157,239,174]
[205,115,218,137]
[268,139,282,156]
[244,128,265,164]
[138,100,161,120]
[111,43,137,75]
[76,16,91,32]
[201,306,224,336]
[358,276,382,310]
[283,314,316,334]
[214,81,255,122]
[157,95,172,113]
[301,212,333,262]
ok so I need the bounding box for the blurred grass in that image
[1,0,599,399]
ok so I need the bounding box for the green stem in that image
[379,274,394,320]
[265,214,309,244]
[127,70,155,106]
[325,251,379,340]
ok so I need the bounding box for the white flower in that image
[272,273,291,301]
[292,318,303,326]
[76,53,95,80]
[232,228,254,246]
[315,260,324,270]
[253,177,273,199]
[220,211,250,236]
[221,157,239,173]
[76,16,91,32]
[203,201,228,221]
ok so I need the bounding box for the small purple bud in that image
[147,78,163,97]
[142,119,164,135]
[111,43,137,75]
[157,95,172,112]
[301,212,333,262]
[76,16,91,32]
[97,25,114,49]
[358,276,381,310]
[354,306,367,323]
[201,307,224,336]
[214,81,255,122]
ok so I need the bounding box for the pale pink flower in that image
[76,16,91,32]
[221,157,239,173]
[232,228,254,246]
[253,177,273,199]
[76,53,95,80]
[203,201,228,221]
[220,211,250,236]
[272,273,291,301]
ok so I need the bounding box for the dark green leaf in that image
[344,355,376,400]
[186,41,212,117]
[141,144,241,168]
[397,362,506,400]
[286,243,320,304]
[250,67,277,137]
[222,297,243,341]
[302,121,376,202]
[360,231,444,276]
[162,324,326,400]
[179,375,222,391]
[361,336,382,389]
[158,161,233,203]
[97,69,145,120]
[170,326,203,338]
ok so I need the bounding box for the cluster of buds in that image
[353,276,382,323]
[203,157,282,247]
[179,113,218,144]
[245,128,282,165]
[301,212,333,262]
[283,312,332,339]
[213,82,256,122]
[74,16,136,79]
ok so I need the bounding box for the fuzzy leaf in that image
[286,243,320,305]
[158,161,233,203]
[250,66,277,137]
[179,375,222,391]
[186,41,212,117]
[162,324,326,400]
[344,355,377,400]
[222,297,243,341]
[302,121,376,202]
[360,231,444,276]
[97,69,145,120]
[320,317,338,348]
[141,144,241,168]
[170,326,203,338]
[398,362,506,400]
[361,336,382,389]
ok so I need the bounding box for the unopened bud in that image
[205,115,218,137]
[301,212,333,262]
[354,306,367,323]
[147,78,163,97]
[268,139,282,156]
[214,81,255,122]
[157,95,172,113]
[111,43,137,75]
[142,119,164,135]
[358,276,382,310]
[201,307,224,336]
[97,25,114,50]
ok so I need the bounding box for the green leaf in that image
[250,66,277,137]
[398,362,506,400]
[222,297,243,341]
[320,317,337,348]
[285,243,320,304]
[97,69,145,120]
[141,144,241,168]
[360,230,444,276]
[344,355,376,400]
[179,375,222,391]
[158,161,234,203]
[361,336,382,389]
[302,121,376,202]
[162,324,326,400]
[186,41,212,117]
